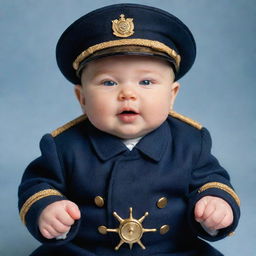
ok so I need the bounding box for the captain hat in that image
[56,3,196,84]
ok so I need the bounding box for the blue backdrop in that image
[0,0,255,255]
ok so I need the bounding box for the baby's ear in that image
[172,81,180,94]
[74,85,86,108]
[170,82,180,109]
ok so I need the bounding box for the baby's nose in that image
[118,87,137,101]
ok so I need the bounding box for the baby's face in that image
[75,55,179,139]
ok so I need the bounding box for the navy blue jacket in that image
[18,114,240,256]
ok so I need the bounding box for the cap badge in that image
[112,14,134,38]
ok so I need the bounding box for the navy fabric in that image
[18,116,240,255]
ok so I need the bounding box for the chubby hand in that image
[194,196,233,231]
[38,200,81,239]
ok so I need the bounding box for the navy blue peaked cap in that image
[56,3,196,84]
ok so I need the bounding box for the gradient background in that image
[0,0,255,255]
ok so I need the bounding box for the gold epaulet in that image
[51,114,87,137]
[169,110,202,130]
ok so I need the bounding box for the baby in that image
[18,4,240,256]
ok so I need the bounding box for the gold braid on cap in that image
[73,39,181,71]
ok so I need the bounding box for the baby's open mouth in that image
[117,109,139,123]
[120,110,137,114]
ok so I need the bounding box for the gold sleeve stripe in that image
[198,182,240,206]
[51,114,87,137]
[169,110,202,130]
[20,189,63,225]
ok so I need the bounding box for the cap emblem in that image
[112,14,134,38]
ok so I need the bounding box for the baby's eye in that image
[139,80,153,86]
[102,80,117,86]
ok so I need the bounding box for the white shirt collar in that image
[122,137,142,151]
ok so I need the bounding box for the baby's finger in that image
[194,198,208,221]
[56,210,75,226]
[51,219,71,234]
[40,227,55,239]
[203,209,226,230]
[200,202,216,222]
[214,212,233,230]
[66,202,81,220]
[44,225,64,238]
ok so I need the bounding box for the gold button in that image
[94,196,104,207]
[98,226,107,235]
[157,197,168,208]
[160,225,170,235]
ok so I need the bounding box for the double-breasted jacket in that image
[18,113,240,256]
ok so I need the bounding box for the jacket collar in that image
[87,122,127,161]
[136,121,171,161]
[87,121,171,162]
